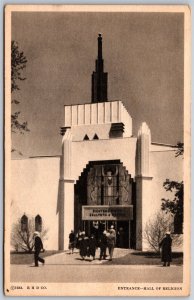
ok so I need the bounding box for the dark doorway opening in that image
[82,220,130,249]
[117,221,129,248]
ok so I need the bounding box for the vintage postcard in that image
[4,5,191,296]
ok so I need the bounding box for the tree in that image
[144,211,173,252]
[144,211,182,252]
[175,142,184,157]
[161,142,184,234]
[11,41,29,149]
[11,217,48,253]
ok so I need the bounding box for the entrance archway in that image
[74,160,136,248]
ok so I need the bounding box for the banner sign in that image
[82,205,133,221]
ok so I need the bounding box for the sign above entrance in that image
[82,205,133,221]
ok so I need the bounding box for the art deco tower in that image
[91,33,108,103]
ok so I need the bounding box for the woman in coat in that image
[88,234,97,260]
[79,232,89,260]
[159,232,172,266]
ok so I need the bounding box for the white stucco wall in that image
[11,157,60,250]
[71,137,137,181]
[64,100,132,140]
[149,149,183,220]
[11,142,183,251]
[141,148,183,251]
[70,124,111,141]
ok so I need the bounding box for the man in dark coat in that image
[118,227,125,248]
[159,232,172,266]
[76,230,82,249]
[99,231,107,260]
[69,230,76,254]
[79,232,89,260]
[88,234,97,260]
[33,231,45,267]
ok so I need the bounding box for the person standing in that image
[107,229,116,261]
[76,230,82,249]
[110,225,116,237]
[79,232,89,260]
[159,232,172,267]
[88,234,97,260]
[99,231,107,260]
[68,230,76,254]
[33,231,45,267]
[118,227,125,248]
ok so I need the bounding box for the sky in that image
[11,12,184,158]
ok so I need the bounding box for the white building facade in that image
[11,34,183,251]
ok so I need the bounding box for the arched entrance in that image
[74,160,136,248]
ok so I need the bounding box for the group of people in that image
[69,225,116,261]
[70,229,173,265]
[32,229,173,267]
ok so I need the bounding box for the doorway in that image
[116,221,129,248]
[82,220,130,249]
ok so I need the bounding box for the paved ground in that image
[10,249,183,283]
[41,248,132,265]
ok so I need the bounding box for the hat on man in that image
[33,231,40,237]
[166,231,171,235]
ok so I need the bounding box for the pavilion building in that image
[11,34,183,251]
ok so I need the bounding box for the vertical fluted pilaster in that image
[61,129,72,179]
[137,122,151,177]
[59,128,74,250]
[136,122,152,250]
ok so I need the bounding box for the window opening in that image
[21,214,28,232]
[35,215,42,232]
[83,134,89,140]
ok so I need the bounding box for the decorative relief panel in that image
[87,166,101,205]
[87,163,132,206]
[119,165,132,205]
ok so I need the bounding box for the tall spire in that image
[91,33,108,103]
[98,33,102,60]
